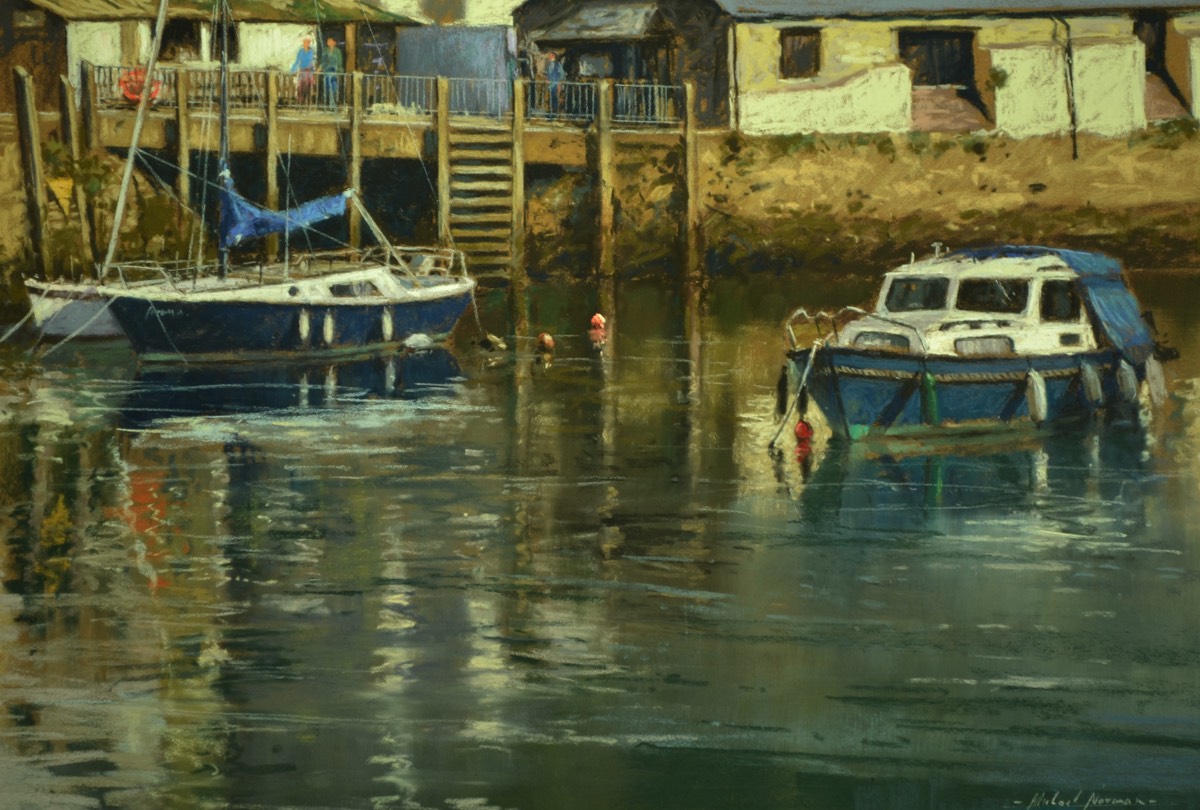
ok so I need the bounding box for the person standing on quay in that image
[545,51,564,116]
[290,37,316,105]
[320,37,344,108]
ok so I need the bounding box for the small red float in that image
[794,419,814,442]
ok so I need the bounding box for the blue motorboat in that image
[778,245,1170,442]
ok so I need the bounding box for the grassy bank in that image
[526,120,1200,278]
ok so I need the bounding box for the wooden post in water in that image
[175,69,191,209]
[265,71,279,260]
[436,76,451,246]
[349,72,362,249]
[509,78,528,337]
[681,82,704,385]
[60,74,96,266]
[13,67,50,279]
[595,79,615,278]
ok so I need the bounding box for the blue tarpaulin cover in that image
[218,163,349,249]
[951,245,1156,365]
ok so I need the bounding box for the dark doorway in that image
[1135,11,1168,75]
[898,29,975,87]
[1135,11,1189,119]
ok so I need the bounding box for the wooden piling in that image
[81,61,100,153]
[436,76,451,246]
[60,74,96,267]
[349,72,362,249]
[175,69,191,207]
[509,78,529,338]
[265,70,279,259]
[595,80,614,278]
[344,25,358,74]
[511,78,526,274]
[14,67,50,279]
[682,81,701,279]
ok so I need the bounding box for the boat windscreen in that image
[884,277,949,312]
[955,279,1029,314]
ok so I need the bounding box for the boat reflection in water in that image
[119,348,464,430]
[787,422,1151,542]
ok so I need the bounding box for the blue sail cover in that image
[950,245,1156,365]
[218,165,350,249]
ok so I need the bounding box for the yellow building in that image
[722,0,1200,137]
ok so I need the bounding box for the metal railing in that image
[94,64,177,107]
[363,74,434,116]
[614,82,680,125]
[278,70,350,112]
[526,80,597,122]
[90,65,684,128]
[447,77,512,118]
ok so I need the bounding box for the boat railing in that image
[786,306,930,355]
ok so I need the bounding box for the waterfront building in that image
[513,0,1200,136]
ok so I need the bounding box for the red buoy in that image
[537,332,555,352]
[794,419,814,442]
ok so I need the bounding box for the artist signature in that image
[1018,790,1160,809]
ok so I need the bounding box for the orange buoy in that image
[537,332,555,352]
[590,313,606,329]
[118,67,161,102]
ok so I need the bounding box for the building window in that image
[780,28,821,79]
[209,20,240,63]
[158,19,202,62]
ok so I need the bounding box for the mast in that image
[218,0,231,278]
[99,0,171,276]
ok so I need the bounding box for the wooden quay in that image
[31,63,704,277]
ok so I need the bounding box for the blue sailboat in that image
[101,1,475,362]
[778,245,1171,442]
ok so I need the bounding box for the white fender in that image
[323,312,335,346]
[381,309,394,342]
[1026,369,1047,426]
[1079,361,1103,408]
[298,309,310,343]
[384,358,396,392]
[324,366,337,401]
[1117,360,1138,403]
[1144,355,1167,407]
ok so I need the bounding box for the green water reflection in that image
[2,272,1200,809]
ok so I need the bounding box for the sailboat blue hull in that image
[109,292,474,362]
[788,347,1136,441]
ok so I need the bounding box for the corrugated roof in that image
[714,0,1200,18]
[26,0,416,23]
[530,2,660,41]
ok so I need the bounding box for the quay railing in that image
[363,74,435,116]
[90,64,683,127]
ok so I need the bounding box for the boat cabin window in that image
[955,279,1028,314]
[1039,280,1082,322]
[884,277,949,311]
[329,281,383,298]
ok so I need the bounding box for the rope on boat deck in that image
[768,340,821,450]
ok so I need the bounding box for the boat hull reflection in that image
[793,427,1149,538]
[119,348,462,428]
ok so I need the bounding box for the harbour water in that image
[1,268,1199,809]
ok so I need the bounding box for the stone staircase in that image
[447,121,514,274]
